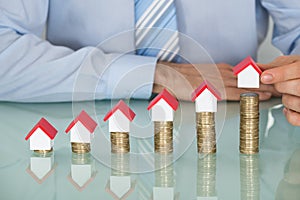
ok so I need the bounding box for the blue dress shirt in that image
[0,0,299,102]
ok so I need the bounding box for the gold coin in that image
[154,121,173,154]
[196,112,216,154]
[71,143,91,154]
[239,93,259,155]
[111,132,130,153]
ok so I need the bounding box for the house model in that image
[65,110,98,144]
[147,89,179,121]
[103,100,136,133]
[26,154,55,184]
[191,81,222,113]
[233,56,262,88]
[25,118,58,152]
[106,176,135,199]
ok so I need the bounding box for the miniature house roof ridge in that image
[25,118,58,140]
[191,80,222,101]
[65,110,98,133]
[147,88,179,111]
[233,56,262,75]
[103,100,136,122]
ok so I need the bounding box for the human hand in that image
[259,55,300,126]
[153,62,279,101]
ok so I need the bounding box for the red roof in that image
[25,118,58,140]
[147,88,179,111]
[233,56,262,75]
[191,80,222,101]
[103,100,136,122]
[65,110,98,133]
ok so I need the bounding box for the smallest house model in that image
[25,118,58,153]
[192,80,222,113]
[233,56,262,88]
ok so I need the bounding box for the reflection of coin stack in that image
[71,143,90,154]
[111,153,130,176]
[154,122,173,154]
[72,152,92,165]
[197,154,217,198]
[155,154,174,188]
[240,93,259,154]
[196,112,216,154]
[240,155,260,200]
[111,132,130,153]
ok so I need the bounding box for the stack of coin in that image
[155,154,174,188]
[110,132,130,153]
[240,155,260,200]
[34,148,53,155]
[240,93,259,154]
[154,121,173,154]
[71,142,90,154]
[111,152,130,176]
[197,154,217,197]
[196,112,216,154]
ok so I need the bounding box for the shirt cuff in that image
[97,54,157,99]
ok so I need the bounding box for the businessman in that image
[0,0,300,124]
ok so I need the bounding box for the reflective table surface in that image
[0,98,300,200]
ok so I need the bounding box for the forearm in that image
[0,28,157,102]
[260,0,300,54]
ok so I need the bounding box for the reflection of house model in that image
[65,110,98,154]
[26,154,55,184]
[191,80,221,112]
[153,155,178,200]
[25,118,58,153]
[104,100,136,153]
[106,154,135,199]
[233,56,262,88]
[147,89,178,122]
[68,153,96,191]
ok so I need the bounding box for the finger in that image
[258,55,300,70]
[225,87,272,101]
[256,92,272,101]
[274,79,300,96]
[261,62,300,84]
[282,94,300,113]
[284,108,300,126]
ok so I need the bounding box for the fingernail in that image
[261,73,273,82]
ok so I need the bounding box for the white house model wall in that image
[109,110,130,132]
[30,128,53,150]
[195,89,217,112]
[151,99,174,121]
[70,121,93,143]
[237,65,260,88]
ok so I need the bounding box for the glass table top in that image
[0,98,300,200]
